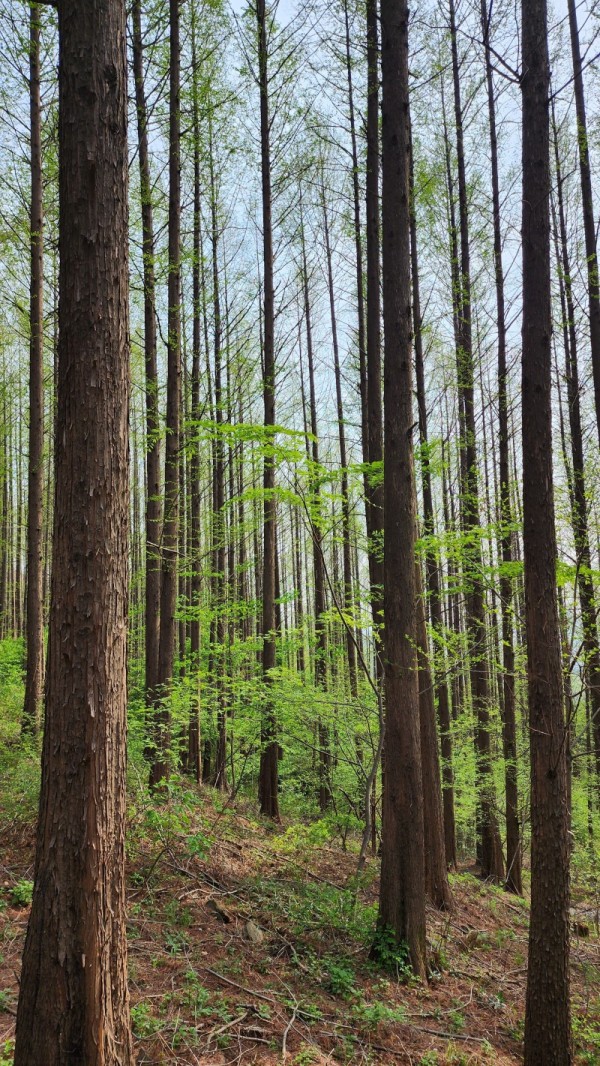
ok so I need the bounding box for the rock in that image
[243,920,264,945]
[206,898,232,923]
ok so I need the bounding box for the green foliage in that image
[323,956,356,998]
[9,879,33,908]
[0,1040,14,1066]
[350,997,408,1029]
[370,926,414,981]
[131,1001,162,1039]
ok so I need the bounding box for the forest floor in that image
[0,784,598,1066]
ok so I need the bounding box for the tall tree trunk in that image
[410,121,457,870]
[552,110,600,785]
[449,0,504,881]
[567,0,600,450]
[209,123,228,792]
[481,0,522,894]
[322,180,358,700]
[522,0,572,1059]
[256,0,279,820]
[343,0,369,556]
[14,0,134,1059]
[149,0,182,788]
[22,3,45,736]
[188,0,202,781]
[376,0,427,980]
[416,563,454,910]
[132,0,163,732]
[301,206,331,811]
[365,0,384,643]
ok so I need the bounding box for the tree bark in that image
[448,0,504,882]
[552,108,600,787]
[150,0,182,788]
[377,0,427,980]
[188,0,202,781]
[22,3,45,737]
[322,178,358,701]
[365,0,384,645]
[481,0,522,894]
[567,0,600,451]
[522,0,572,1060]
[410,120,457,871]
[14,0,134,1059]
[132,0,163,732]
[256,0,280,820]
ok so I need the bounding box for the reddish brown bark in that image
[14,0,134,1059]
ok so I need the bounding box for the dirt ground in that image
[0,790,598,1065]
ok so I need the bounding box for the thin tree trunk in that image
[209,122,228,792]
[410,120,457,870]
[322,180,358,700]
[22,3,45,736]
[188,0,202,781]
[301,205,331,810]
[256,0,279,819]
[481,0,522,893]
[552,108,600,785]
[150,0,182,788]
[365,0,384,640]
[567,0,600,450]
[132,0,162,716]
[449,0,504,881]
[416,563,454,910]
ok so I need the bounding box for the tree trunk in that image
[150,0,182,788]
[365,0,384,643]
[567,0,600,451]
[481,0,522,894]
[416,563,454,910]
[300,201,331,811]
[449,0,504,882]
[322,178,358,700]
[132,0,163,742]
[22,2,45,737]
[188,0,202,781]
[376,0,427,980]
[552,106,600,786]
[209,121,228,792]
[256,0,279,820]
[521,0,572,1060]
[410,119,457,871]
[14,0,134,1059]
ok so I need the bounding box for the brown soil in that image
[0,788,598,1065]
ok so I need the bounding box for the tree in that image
[567,0,600,451]
[131,0,162,717]
[521,0,572,1060]
[376,0,427,980]
[448,0,504,882]
[480,0,522,894]
[14,0,134,1060]
[22,2,45,736]
[256,0,280,820]
[149,0,182,788]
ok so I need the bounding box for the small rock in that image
[206,898,232,923]
[243,920,264,945]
